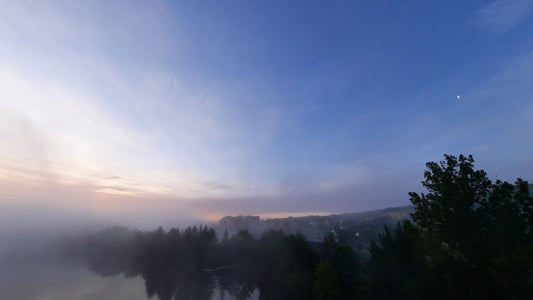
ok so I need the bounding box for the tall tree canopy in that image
[407,154,532,299]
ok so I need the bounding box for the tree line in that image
[66,154,532,299]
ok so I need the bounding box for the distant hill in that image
[214,205,414,253]
[214,182,533,251]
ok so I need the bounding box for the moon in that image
[457,94,461,100]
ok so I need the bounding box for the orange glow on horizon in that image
[199,211,336,222]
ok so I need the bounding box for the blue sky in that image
[1,0,532,223]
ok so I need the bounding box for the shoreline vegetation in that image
[61,154,531,300]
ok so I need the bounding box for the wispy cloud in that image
[474,0,533,34]
[1,1,532,225]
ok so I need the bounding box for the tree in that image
[362,222,445,300]
[313,261,340,300]
[408,154,532,299]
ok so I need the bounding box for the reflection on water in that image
[0,259,146,299]
[0,259,257,300]
[0,237,258,300]
[71,226,263,300]
[87,263,259,300]
[1,226,315,300]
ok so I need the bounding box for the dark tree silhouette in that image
[407,154,532,299]
[313,261,340,300]
[363,222,445,300]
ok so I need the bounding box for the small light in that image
[457,95,461,99]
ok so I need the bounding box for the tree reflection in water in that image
[74,226,259,300]
[69,226,318,300]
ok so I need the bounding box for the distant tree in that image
[254,230,287,299]
[319,233,337,260]
[330,244,360,299]
[316,232,361,299]
[363,222,445,300]
[280,234,318,299]
[82,226,138,277]
[313,261,340,300]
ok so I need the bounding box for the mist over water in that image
[0,261,147,300]
[0,207,216,300]
[0,201,412,300]
[0,220,258,300]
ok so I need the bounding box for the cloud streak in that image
[0,1,532,226]
[474,0,533,34]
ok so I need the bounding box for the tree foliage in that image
[406,154,532,299]
[313,261,340,300]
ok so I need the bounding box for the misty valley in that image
[2,0,533,299]
[1,155,531,300]
[16,206,407,300]
[1,204,410,299]
[61,209,405,300]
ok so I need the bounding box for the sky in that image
[1,0,532,226]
